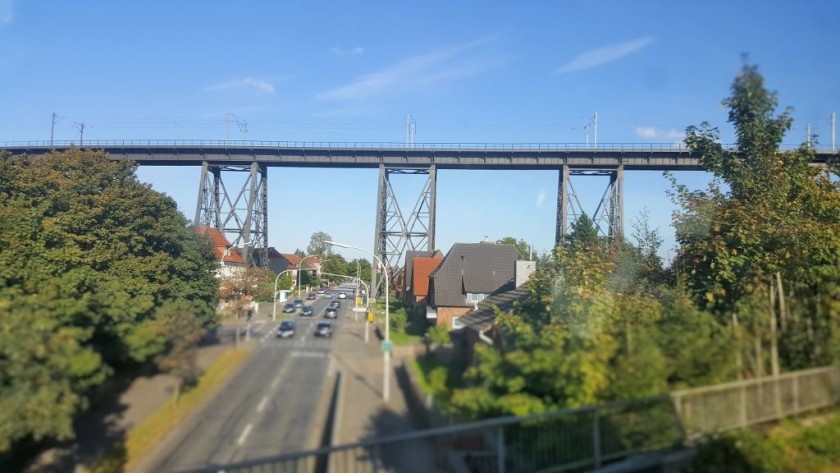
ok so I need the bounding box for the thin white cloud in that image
[555,37,653,75]
[0,0,14,25]
[635,126,657,138]
[317,37,500,101]
[536,189,546,207]
[331,46,365,57]
[635,126,684,142]
[205,77,275,94]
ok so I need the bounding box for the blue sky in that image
[2,1,839,262]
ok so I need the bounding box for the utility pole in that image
[50,112,57,147]
[236,119,248,141]
[807,123,812,148]
[74,122,90,146]
[225,112,233,145]
[832,112,836,150]
[405,113,416,147]
[593,112,598,147]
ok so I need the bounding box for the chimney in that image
[515,260,536,287]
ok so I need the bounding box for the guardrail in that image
[672,365,840,440]
[2,139,836,153]
[191,365,840,473]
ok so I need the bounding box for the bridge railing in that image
[194,365,840,473]
[2,139,834,152]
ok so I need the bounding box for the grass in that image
[89,346,254,472]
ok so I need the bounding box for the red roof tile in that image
[413,255,442,298]
[194,225,246,264]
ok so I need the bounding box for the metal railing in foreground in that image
[672,365,840,440]
[198,365,840,473]
[191,395,682,473]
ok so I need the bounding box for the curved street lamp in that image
[272,269,296,321]
[297,254,320,298]
[325,240,391,402]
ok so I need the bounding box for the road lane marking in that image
[257,396,268,413]
[237,423,253,446]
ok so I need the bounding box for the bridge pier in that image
[195,161,268,267]
[555,165,624,247]
[373,164,437,296]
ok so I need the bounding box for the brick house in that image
[402,250,444,309]
[426,242,524,328]
[194,225,246,278]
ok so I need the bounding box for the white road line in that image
[257,396,268,413]
[237,423,253,446]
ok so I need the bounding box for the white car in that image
[338,292,347,299]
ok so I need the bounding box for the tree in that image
[496,237,532,259]
[154,303,205,404]
[0,149,219,449]
[674,63,840,372]
[307,231,333,256]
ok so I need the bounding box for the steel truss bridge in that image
[3,140,835,294]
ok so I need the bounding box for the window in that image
[466,292,486,304]
[452,316,466,330]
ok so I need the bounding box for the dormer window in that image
[466,292,486,304]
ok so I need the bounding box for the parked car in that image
[276,319,296,338]
[307,292,317,300]
[293,299,304,309]
[314,321,333,337]
[324,307,338,318]
[282,302,296,313]
[300,305,314,316]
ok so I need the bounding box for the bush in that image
[427,324,451,345]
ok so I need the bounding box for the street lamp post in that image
[297,254,320,298]
[325,241,390,402]
[272,269,296,321]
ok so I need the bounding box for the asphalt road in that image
[149,289,356,473]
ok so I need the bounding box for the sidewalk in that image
[331,310,437,470]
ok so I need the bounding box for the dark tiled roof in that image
[429,243,521,308]
[458,284,531,332]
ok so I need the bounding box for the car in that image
[338,292,347,299]
[329,300,340,309]
[317,288,325,295]
[276,319,296,338]
[324,307,338,318]
[293,299,304,309]
[282,302,296,313]
[307,292,317,300]
[324,292,333,299]
[300,305,314,316]
[314,321,333,337]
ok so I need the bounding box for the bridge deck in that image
[3,141,836,171]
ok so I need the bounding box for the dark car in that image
[307,292,317,300]
[323,292,333,299]
[282,302,296,313]
[314,321,333,337]
[324,307,338,319]
[329,300,341,309]
[276,319,296,338]
[293,299,304,309]
[300,305,314,316]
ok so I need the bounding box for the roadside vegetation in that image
[0,150,219,455]
[420,63,840,457]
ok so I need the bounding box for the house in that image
[403,250,443,309]
[426,242,525,328]
[194,225,246,278]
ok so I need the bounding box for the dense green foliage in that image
[440,64,839,428]
[0,150,218,449]
[691,414,840,473]
[675,64,840,373]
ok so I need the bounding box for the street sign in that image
[367,311,374,323]
[381,340,392,353]
[355,296,362,306]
